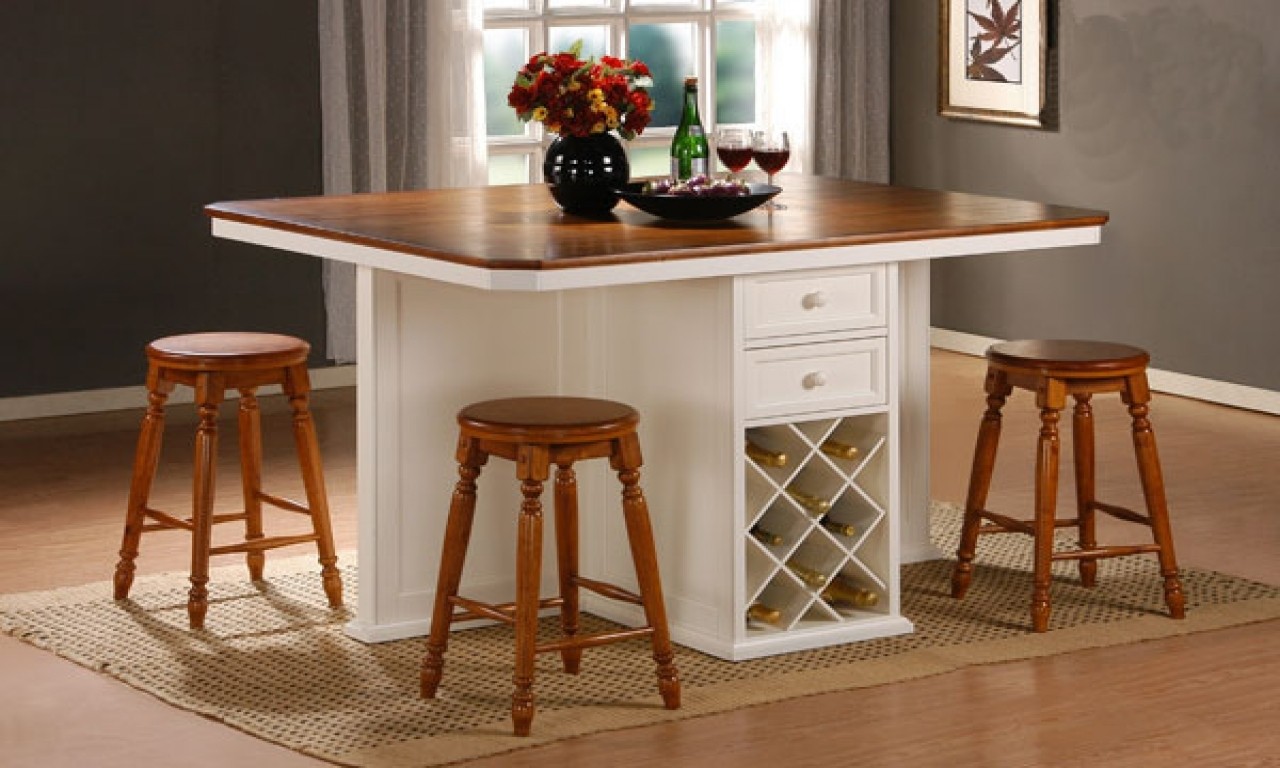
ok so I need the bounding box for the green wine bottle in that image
[670,76,709,181]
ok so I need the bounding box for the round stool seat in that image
[147,332,310,372]
[458,397,639,443]
[987,339,1149,377]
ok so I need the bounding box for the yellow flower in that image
[531,106,548,122]
[592,121,606,133]
[588,88,605,102]
[568,80,583,91]
[606,114,620,129]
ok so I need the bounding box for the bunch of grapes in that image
[644,175,750,197]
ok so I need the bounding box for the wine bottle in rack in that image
[821,577,880,608]
[745,439,787,468]
[746,602,782,625]
[786,559,829,588]
[820,519,857,538]
[785,486,832,516]
[749,524,784,547]
[819,438,859,461]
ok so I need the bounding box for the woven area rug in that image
[3,502,1279,767]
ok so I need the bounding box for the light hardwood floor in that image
[2,350,1277,767]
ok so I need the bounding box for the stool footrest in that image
[976,510,1080,536]
[141,508,195,532]
[1090,501,1152,526]
[574,575,643,606]
[257,492,311,516]
[1052,544,1162,561]
[536,626,654,655]
[449,595,565,625]
[209,533,320,556]
[142,509,254,533]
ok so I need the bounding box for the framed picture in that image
[939,0,1055,128]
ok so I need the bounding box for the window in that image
[482,0,767,184]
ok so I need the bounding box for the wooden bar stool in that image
[950,340,1185,632]
[112,332,343,628]
[420,396,681,736]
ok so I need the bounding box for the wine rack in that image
[743,413,893,638]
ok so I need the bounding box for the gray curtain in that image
[317,0,485,363]
[813,0,891,183]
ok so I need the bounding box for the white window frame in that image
[484,0,767,184]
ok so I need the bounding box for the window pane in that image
[488,153,532,185]
[548,0,608,8]
[628,22,697,129]
[485,0,531,9]
[549,25,609,58]
[627,144,669,179]
[484,28,529,137]
[715,20,755,125]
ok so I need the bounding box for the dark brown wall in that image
[0,0,325,398]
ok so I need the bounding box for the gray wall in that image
[892,0,1279,391]
[1,1,325,398]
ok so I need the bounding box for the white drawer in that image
[743,338,887,419]
[742,266,886,341]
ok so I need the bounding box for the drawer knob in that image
[801,291,828,310]
[803,371,828,389]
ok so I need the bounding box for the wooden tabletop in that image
[205,174,1108,273]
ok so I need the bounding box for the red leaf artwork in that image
[965,0,1023,83]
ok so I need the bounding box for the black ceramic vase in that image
[543,132,630,217]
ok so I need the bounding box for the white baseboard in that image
[930,328,1280,416]
[0,365,358,423]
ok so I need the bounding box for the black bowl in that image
[616,182,781,221]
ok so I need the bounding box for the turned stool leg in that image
[237,387,266,581]
[553,463,583,674]
[284,365,342,608]
[188,375,225,629]
[421,437,486,700]
[1123,374,1186,619]
[1072,393,1098,587]
[952,369,1011,599]
[511,445,550,737]
[1030,381,1066,633]
[612,434,681,710]
[114,374,174,600]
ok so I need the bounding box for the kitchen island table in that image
[207,174,1106,660]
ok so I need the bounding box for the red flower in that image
[506,40,654,140]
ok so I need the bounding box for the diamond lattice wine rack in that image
[742,412,893,638]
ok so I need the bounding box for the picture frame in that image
[939,0,1056,128]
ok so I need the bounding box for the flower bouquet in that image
[507,41,654,140]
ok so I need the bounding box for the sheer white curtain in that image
[757,0,816,174]
[317,0,486,363]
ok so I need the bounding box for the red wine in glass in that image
[716,145,753,174]
[714,126,753,177]
[752,129,790,209]
[752,148,790,175]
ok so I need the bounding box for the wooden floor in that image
[2,350,1277,766]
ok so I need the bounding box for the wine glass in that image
[752,129,790,209]
[714,126,753,179]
